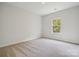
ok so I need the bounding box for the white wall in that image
[42,6,79,44]
[0,3,42,47]
[0,3,3,45]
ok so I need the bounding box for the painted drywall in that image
[42,6,79,44]
[0,4,3,44]
[0,3,42,47]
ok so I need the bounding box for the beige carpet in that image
[0,38,79,57]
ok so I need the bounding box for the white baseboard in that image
[42,37,79,45]
[0,36,41,48]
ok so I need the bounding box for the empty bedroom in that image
[0,2,79,57]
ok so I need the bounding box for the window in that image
[53,18,61,32]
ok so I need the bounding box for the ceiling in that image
[7,2,79,16]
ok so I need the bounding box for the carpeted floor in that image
[0,38,79,57]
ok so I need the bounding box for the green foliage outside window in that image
[53,18,61,32]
